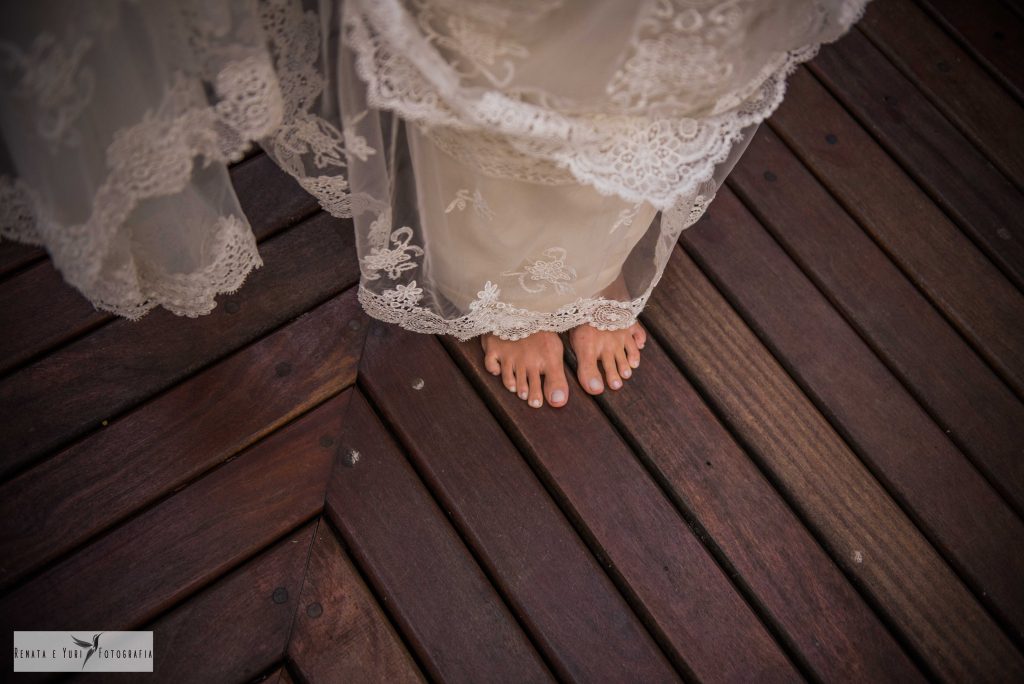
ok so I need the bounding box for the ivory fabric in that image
[0,0,869,339]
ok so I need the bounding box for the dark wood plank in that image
[860,0,1024,189]
[684,187,1024,644]
[0,287,365,589]
[0,209,358,474]
[78,521,317,683]
[0,152,320,378]
[919,0,1024,104]
[770,66,1024,398]
[0,388,339,662]
[361,325,688,682]
[326,390,554,684]
[728,126,1024,516]
[356,329,684,679]
[0,242,44,279]
[808,31,1024,291]
[643,247,1024,681]
[288,522,424,683]
[445,333,919,682]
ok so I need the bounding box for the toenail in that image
[630,359,639,368]
[529,398,542,408]
[621,369,631,378]
[551,389,566,403]
[611,379,622,389]
[519,390,528,400]
[588,378,603,391]
[507,384,516,392]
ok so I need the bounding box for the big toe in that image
[545,367,570,407]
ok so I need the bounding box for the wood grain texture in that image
[361,324,684,683]
[0,287,365,589]
[0,242,44,279]
[0,209,358,473]
[769,67,1024,401]
[0,153,320,378]
[919,0,1024,105]
[0,389,340,655]
[860,0,1024,189]
[326,390,554,684]
[75,522,317,684]
[288,522,424,684]
[643,246,1024,681]
[808,31,1024,291]
[684,186,1024,644]
[448,329,913,679]
[728,126,1024,517]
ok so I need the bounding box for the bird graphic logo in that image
[70,633,102,670]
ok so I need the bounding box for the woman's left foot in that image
[568,320,646,395]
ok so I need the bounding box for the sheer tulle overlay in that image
[0,0,868,339]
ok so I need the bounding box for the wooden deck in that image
[1,1,1022,681]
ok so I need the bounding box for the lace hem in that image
[345,0,870,208]
[356,192,705,340]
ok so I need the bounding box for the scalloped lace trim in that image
[345,0,869,208]
[359,192,711,341]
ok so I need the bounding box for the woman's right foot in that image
[480,331,570,408]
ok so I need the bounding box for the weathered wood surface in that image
[643,247,1024,681]
[327,390,555,683]
[729,126,1024,518]
[0,210,358,472]
[809,29,1024,292]
[0,288,364,589]
[287,522,425,684]
[361,323,683,682]
[446,332,921,682]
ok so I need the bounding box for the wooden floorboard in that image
[810,26,1024,292]
[729,126,1024,517]
[446,333,913,679]
[2,2,1023,681]
[643,247,1024,680]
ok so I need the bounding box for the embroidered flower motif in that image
[444,188,495,221]
[503,247,577,295]
[610,201,645,234]
[380,280,424,308]
[361,225,425,281]
[342,109,377,163]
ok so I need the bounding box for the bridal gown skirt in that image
[0,0,869,340]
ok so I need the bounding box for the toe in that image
[631,322,647,349]
[527,368,544,408]
[624,336,641,369]
[576,351,604,395]
[515,365,529,401]
[544,365,570,408]
[602,352,623,390]
[501,360,516,393]
[615,348,632,380]
[484,350,501,376]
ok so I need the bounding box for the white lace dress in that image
[0,0,869,340]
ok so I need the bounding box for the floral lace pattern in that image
[345,0,868,209]
[0,0,870,340]
[502,247,577,295]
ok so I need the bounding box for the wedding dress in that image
[0,0,869,341]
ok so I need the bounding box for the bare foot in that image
[568,320,646,394]
[480,331,570,408]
